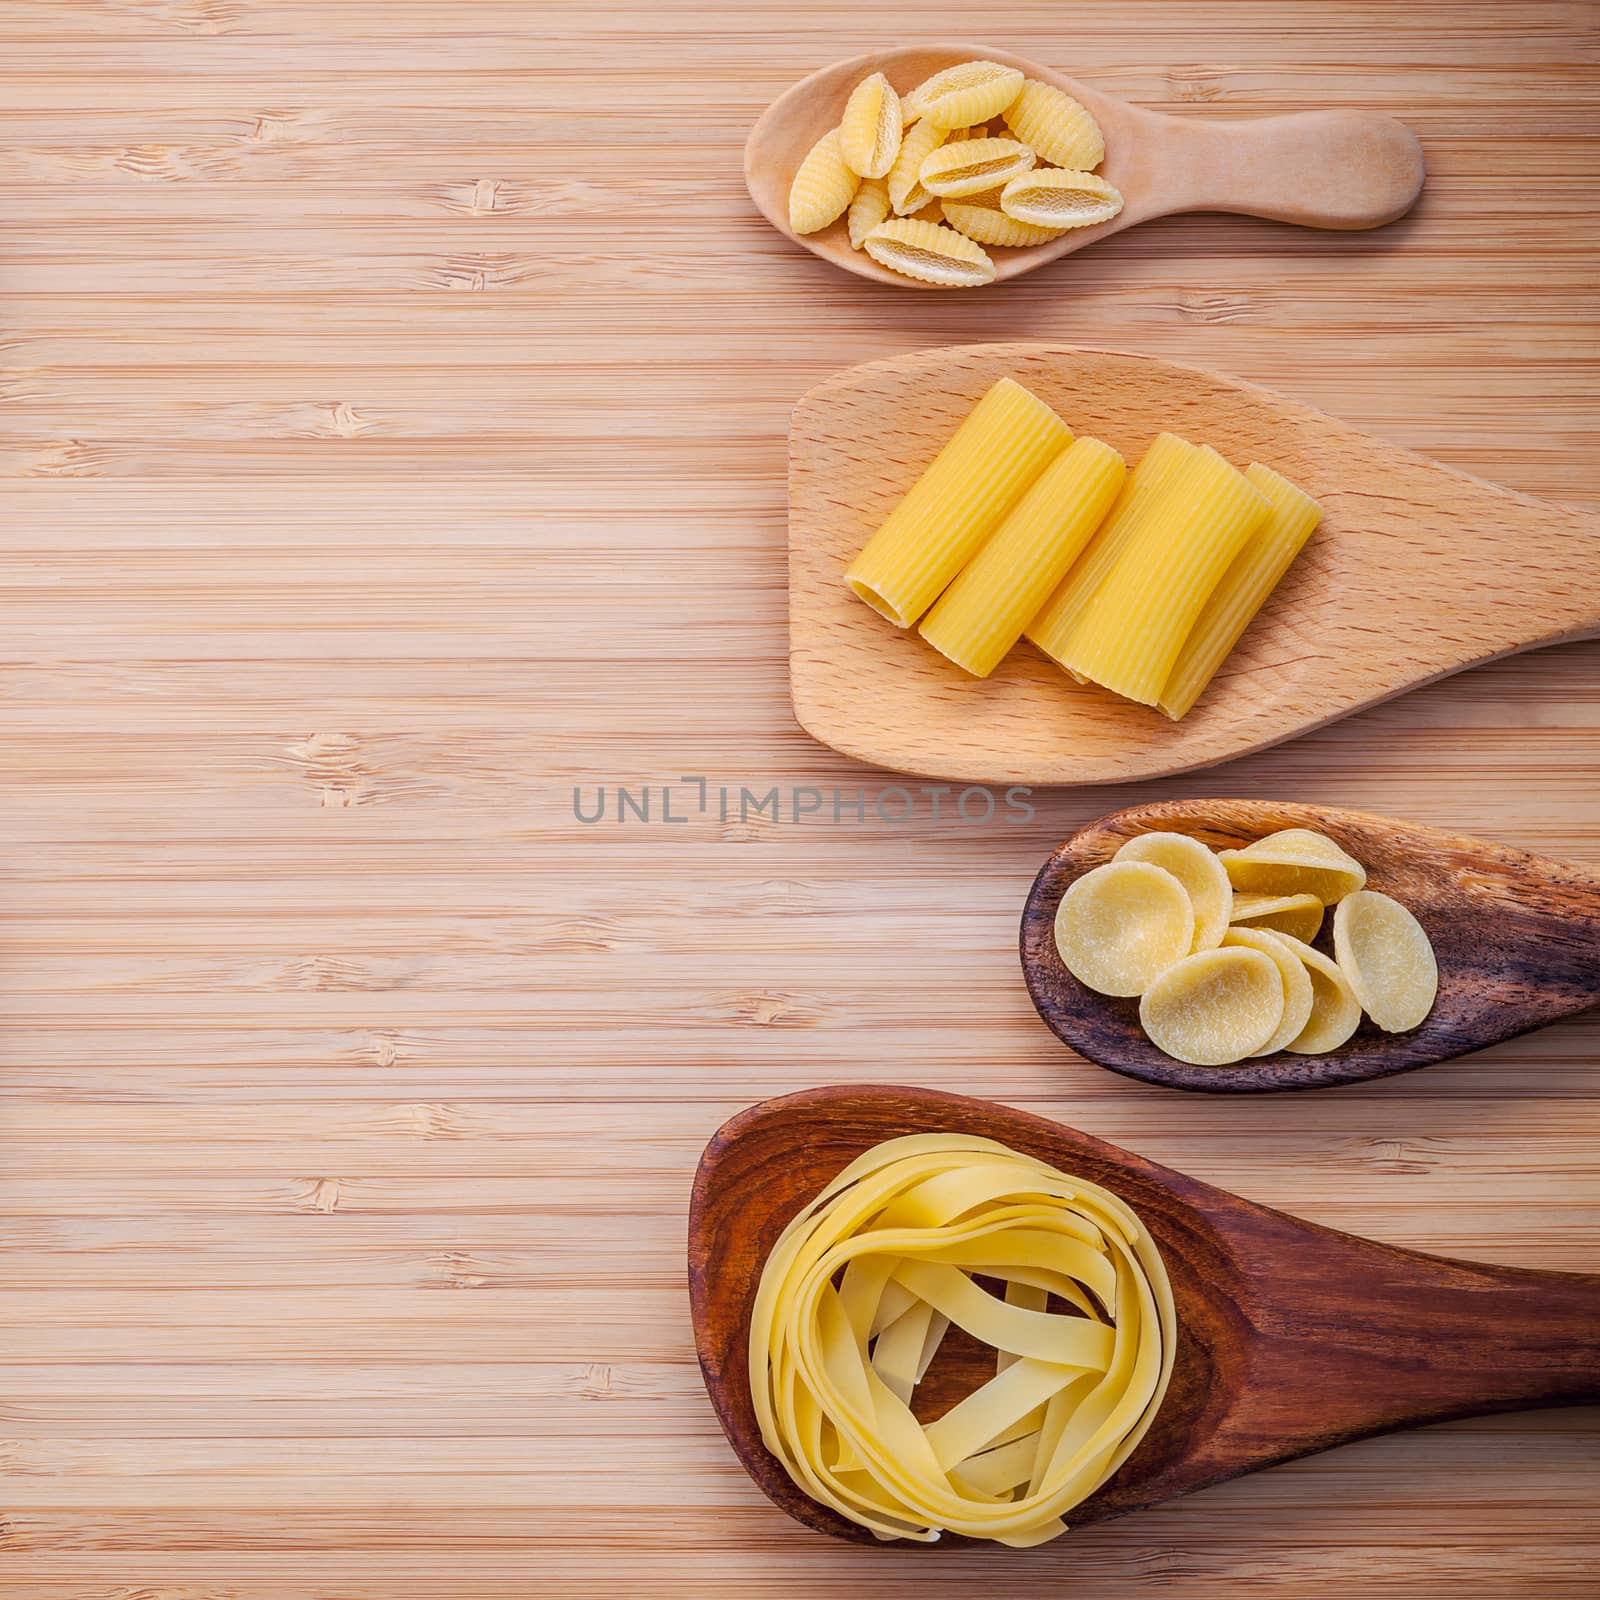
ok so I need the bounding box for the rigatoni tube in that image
[1057,446,1271,706]
[843,378,1072,628]
[1157,463,1322,719]
[1026,433,1198,671]
[918,435,1126,676]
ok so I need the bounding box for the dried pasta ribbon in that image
[1003,80,1106,169]
[789,127,861,235]
[863,217,997,289]
[887,117,953,215]
[942,190,1067,249]
[1001,169,1124,229]
[917,136,1036,199]
[840,71,905,180]
[901,60,1026,130]
[847,177,892,250]
[749,1132,1178,1546]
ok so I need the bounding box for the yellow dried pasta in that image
[1056,447,1271,707]
[844,378,1071,627]
[887,116,954,215]
[1139,947,1286,1065]
[1332,891,1438,1032]
[1001,169,1123,229]
[1158,463,1323,720]
[840,71,905,180]
[1113,832,1232,951]
[749,1132,1177,1546]
[847,176,892,250]
[1219,830,1366,905]
[1003,79,1106,169]
[1026,433,1199,671]
[789,126,860,234]
[1283,938,1363,1054]
[1053,861,1195,998]
[918,136,1036,199]
[941,190,1067,248]
[1229,891,1324,945]
[1221,926,1315,1056]
[902,60,1025,130]
[864,217,997,287]
[917,435,1125,677]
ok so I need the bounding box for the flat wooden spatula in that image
[690,1085,1600,1543]
[789,343,1600,784]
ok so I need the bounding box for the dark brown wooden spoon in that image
[689,1084,1600,1544]
[1021,800,1600,1093]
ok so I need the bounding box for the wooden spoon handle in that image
[1142,109,1425,230]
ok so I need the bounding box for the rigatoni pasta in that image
[1157,463,1323,718]
[844,378,1072,626]
[918,435,1125,676]
[1055,448,1271,706]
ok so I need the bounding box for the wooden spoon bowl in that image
[690,1085,1600,1543]
[789,342,1600,784]
[1020,800,1600,1092]
[746,44,1425,287]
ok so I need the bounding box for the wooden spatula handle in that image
[1146,109,1425,230]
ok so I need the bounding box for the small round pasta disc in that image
[1229,891,1324,945]
[1138,947,1286,1066]
[1333,890,1439,1033]
[1113,831,1232,951]
[1282,939,1363,1054]
[863,218,996,287]
[1217,831,1367,906]
[1222,926,1315,1056]
[901,61,1025,130]
[1054,861,1195,998]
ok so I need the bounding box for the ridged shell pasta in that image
[788,127,860,234]
[918,436,1125,677]
[864,217,997,287]
[748,1132,1177,1546]
[1332,891,1438,1032]
[917,136,1036,199]
[1053,861,1195,998]
[844,378,1071,626]
[887,116,954,215]
[1002,169,1124,229]
[901,60,1026,130]
[840,71,905,180]
[847,176,892,249]
[1003,79,1107,170]
[1114,832,1232,952]
[1138,947,1286,1065]
[941,190,1067,248]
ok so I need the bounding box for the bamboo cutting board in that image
[0,3,1596,1597]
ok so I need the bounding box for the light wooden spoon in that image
[746,44,1425,287]
[1020,800,1600,1092]
[690,1085,1600,1542]
[789,342,1600,784]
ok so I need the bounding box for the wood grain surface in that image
[0,2,1595,1597]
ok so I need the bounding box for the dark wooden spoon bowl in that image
[689,1085,1600,1544]
[1021,800,1600,1093]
